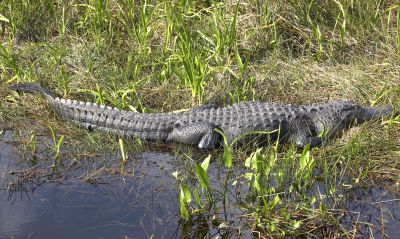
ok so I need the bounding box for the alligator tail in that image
[10,82,173,140]
[9,83,56,99]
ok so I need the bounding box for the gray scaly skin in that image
[10,83,394,149]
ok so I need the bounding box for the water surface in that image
[0,130,399,238]
[0,132,181,239]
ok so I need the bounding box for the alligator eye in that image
[342,107,352,111]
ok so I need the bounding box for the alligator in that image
[10,83,394,149]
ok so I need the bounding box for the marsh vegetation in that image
[1,0,400,238]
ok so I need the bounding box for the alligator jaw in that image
[355,105,393,125]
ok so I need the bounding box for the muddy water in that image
[0,132,181,239]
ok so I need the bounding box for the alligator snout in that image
[355,105,393,125]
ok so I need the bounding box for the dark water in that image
[341,185,400,237]
[0,132,180,239]
[1,130,399,238]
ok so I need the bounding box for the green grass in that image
[0,0,399,237]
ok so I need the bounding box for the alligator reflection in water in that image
[0,130,399,238]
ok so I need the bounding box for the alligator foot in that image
[167,123,221,149]
[295,136,323,149]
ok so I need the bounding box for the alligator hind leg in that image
[167,123,221,149]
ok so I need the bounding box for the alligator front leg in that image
[295,136,323,149]
[167,123,221,149]
[293,128,324,149]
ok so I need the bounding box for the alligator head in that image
[308,100,393,140]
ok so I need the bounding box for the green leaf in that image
[251,148,264,172]
[292,220,301,230]
[270,195,281,209]
[223,145,232,168]
[201,154,211,172]
[194,189,201,207]
[214,129,232,168]
[244,172,253,181]
[268,221,276,232]
[235,48,243,70]
[57,135,64,149]
[194,163,209,191]
[0,13,9,23]
[179,188,189,220]
[310,196,316,204]
[298,144,311,171]
[181,183,192,203]
[244,153,253,168]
